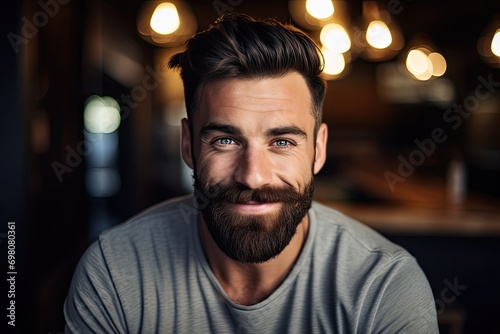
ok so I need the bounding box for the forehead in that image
[194,72,315,129]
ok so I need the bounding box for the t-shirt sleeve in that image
[362,255,439,333]
[64,240,127,334]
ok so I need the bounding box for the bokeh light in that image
[320,23,351,53]
[150,2,180,35]
[305,0,334,20]
[322,47,345,75]
[84,96,121,134]
[491,29,500,57]
[366,20,392,49]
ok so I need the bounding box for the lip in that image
[228,202,280,214]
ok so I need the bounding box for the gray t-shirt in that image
[64,195,439,333]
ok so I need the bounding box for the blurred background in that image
[1,0,500,333]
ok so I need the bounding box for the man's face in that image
[181,72,328,263]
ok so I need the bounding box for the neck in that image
[198,214,309,306]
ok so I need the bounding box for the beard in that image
[193,172,314,264]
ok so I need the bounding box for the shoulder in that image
[99,194,196,243]
[65,195,199,332]
[309,202,438,332]
[309,201,420,284]
[107,194,195,229]
[91,195,198,267]
[311,201,408,259]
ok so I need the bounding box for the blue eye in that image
[274,140,290,147]
[215,138,235,145]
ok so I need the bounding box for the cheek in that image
[195,152,236,184]
[273,151,314,184]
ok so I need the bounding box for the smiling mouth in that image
[228,201,280,214]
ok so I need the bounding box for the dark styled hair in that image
[168,13,326,133]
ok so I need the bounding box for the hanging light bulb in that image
[320,23,351,53]
[289,0,350,31]
[137,1,197,47]
[406,49,429,76]
[404,46,447,81]
[491,29,500,57]
[477,15,500,68]
[150,2,180,35]
[428,52,447,77]
[305,0,334,20]
[322,47,345,75]
[353,1,404,61]
[366,20,392,49]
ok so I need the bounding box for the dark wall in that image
[386,234,500,333]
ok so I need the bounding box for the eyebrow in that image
[200,123,307,139]
[265,126,307,139]
[200,123,242,136]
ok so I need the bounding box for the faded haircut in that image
[168,12,326,134]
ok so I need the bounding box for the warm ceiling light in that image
[322,47,345,75]
[428,52,447,77]
[305,0,334,20]
[320,23,351,53]
[406,49,429,75]
[413,67,433,81]
[150,2,180,35]
[477,15,500,68]
[405,47,445,81]
[366,20,392,49]
[137,1,197,47]
[491,29,500,57]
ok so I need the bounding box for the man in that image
[64,13,439,333]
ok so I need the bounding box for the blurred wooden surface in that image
[315,160,500,236]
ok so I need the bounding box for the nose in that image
[233,145,273,189]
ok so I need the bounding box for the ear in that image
[181,118,194,169]
[313,123,328,175]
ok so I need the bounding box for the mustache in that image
[197,183,309,204]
